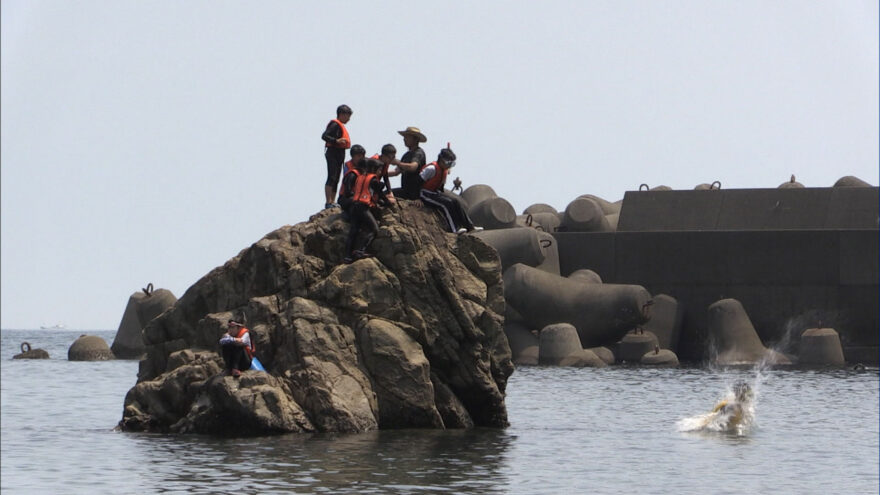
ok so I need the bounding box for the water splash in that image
[677,374,761,436]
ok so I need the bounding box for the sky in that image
[1,0,878,330]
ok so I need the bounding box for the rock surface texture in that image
[119,203,513,436]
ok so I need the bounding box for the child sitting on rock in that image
[218,320,254,377]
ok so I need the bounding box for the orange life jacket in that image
[235,327,255,359]
[339,163,363,197]
[421,162,448,192]
[325,119,351,149]
[353,173,378,207]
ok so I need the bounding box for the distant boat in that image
[40,324,66,330]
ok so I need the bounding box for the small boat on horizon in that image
[39,324,66,330]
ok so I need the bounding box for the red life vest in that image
[421,162,448,192]
[339,163,363,197]
[353,173,378,207]
[325,119,351,149]
[235,327,255,359]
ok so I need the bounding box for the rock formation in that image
[119,202,513,435]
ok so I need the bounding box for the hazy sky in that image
[2,1,877,330]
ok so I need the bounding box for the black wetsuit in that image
[322,120,346,189]
[221,342,251,372]
[393,147,426,200]
[337,167,361,212]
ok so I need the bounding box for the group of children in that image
[322,105,480,263]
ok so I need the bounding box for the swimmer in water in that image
[711,381,754,430]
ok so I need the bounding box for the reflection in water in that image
[140,428,514,494]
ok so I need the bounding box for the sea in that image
[1,328,877,495]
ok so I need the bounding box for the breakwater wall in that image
[553,187,879,363]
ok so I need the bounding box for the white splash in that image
[677,380,758,436]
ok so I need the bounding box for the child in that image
[344,158,390,263]
[218,320,254,377]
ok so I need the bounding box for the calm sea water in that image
[2,329,877,494]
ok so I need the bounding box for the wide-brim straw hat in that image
[397,126,427,143]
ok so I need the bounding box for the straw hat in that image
[397,126,427,143]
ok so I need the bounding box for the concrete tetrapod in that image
[504,263,652,348]
[504,321,539,366]
[588,346,615,365]
[567,269,602,284]
[616,330,659,363]
[136,286,177,329]
[111,289,148,358]
[469,197,517,230]
[561,198,611,232]
[518,212,562,233]
[538,323,606,367]
[642,294,683,352]
[641,347,679,367]
[604,213,620,231]
[576,194,621,215]
[523,203,558,215]
[707,298,791,366]
[534,231,560,275]
[13,342,49,359]
[799,328,845,366]
[460,184,498,208]
[833,175,873,187]
[472,228,545,272]
[68,335,115,361]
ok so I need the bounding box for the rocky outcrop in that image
[119,202,513,435]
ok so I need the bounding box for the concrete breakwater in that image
[456,176,878,365]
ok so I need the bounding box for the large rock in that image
[69,335,115,361]
[119,201,513,435]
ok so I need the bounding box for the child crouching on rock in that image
[344,158,390,264]
[219,320,254,377]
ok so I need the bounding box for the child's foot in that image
[354,249,373,260]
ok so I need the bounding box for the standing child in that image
[321,104,352,209]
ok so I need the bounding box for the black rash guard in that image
[397,147,427,199]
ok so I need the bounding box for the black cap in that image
[438,148,456,164]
